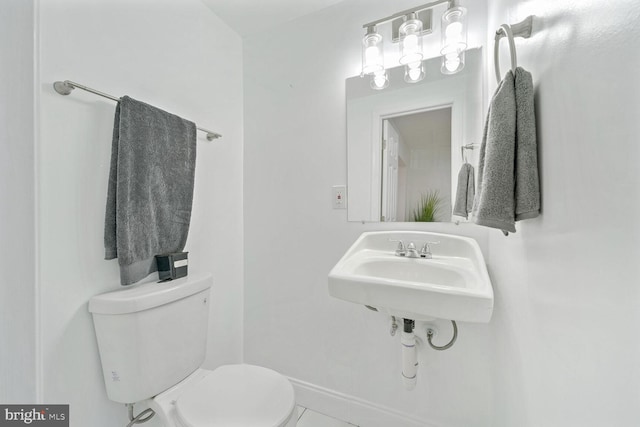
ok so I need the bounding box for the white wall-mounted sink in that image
[328,231,493,322]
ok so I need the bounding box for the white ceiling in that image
[201,0,348,37]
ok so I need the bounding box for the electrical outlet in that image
[332,185,347,209]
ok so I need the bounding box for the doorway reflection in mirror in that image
[381,108,451,222]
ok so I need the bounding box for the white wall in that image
[245,0,640,426]
[244,0,490,426]
[485,1,640,425]
[36,1,243,425]
[0,0,37,404]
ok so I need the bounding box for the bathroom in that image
[1,0,638,426]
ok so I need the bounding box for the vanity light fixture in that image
[360,0,468,89]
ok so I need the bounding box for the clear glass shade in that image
[362,28,384,76]
[399,14,424,65]
[440,6,467,74]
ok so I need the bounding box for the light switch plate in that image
[332,185,347,209]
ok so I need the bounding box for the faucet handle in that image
[419,241,440,258]
[388,239,406,256]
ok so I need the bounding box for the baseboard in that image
[288,377,437,427]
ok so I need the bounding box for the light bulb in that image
[445,54,460,72]
[404,34,419,52]
[404,61,424,83]
[409,67,422,81]
[371,70,389,90]
[445,22,463,39]
[365,46,379,64]
[441,51,465,74]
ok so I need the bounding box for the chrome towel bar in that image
[53,80,222,141]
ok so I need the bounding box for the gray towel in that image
[104,96,197,285]
[473,67,540,234]
[453,163,475,219]
[473,71,517,233]
[514,67,540,220]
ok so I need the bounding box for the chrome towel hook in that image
[494,16,534,83]
[460,143,478,163]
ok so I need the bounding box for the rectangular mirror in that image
[346,47,483,222]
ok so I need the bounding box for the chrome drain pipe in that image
[401,319,417,390]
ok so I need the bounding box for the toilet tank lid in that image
[88,273,212,315]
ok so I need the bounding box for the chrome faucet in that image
[391,239,438,259]
[390,239,420,258]
[419,241,440,259]
[405,242,419,258]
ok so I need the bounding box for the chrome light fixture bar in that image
[361,0,468,89]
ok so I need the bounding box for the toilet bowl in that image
[149,366,297,427]
[88,273,296,427]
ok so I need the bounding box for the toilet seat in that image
[174,365,296,427]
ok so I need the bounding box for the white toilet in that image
[88,273,297,427]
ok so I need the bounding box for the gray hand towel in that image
[104,96,197,285]
[453,163,475,219]
[473,71,517,233]
[514,67,540,220]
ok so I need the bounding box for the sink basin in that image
[328,231,493,322]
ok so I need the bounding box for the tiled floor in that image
[296,406,358,427]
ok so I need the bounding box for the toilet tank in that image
[88,273,212,404]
